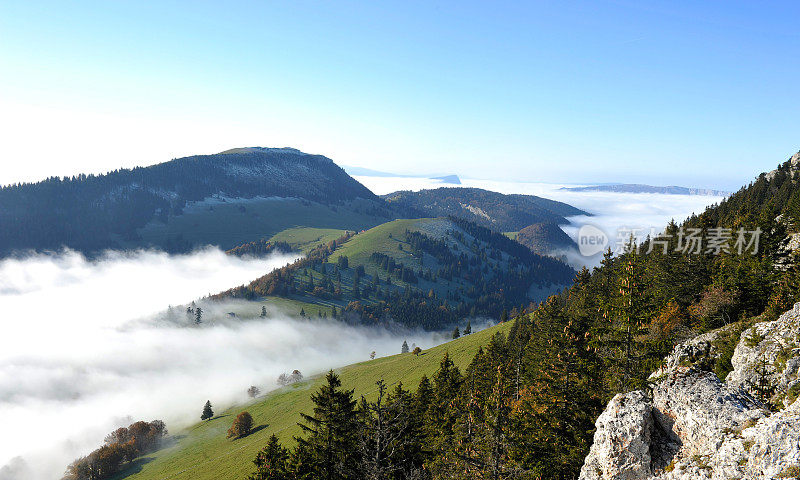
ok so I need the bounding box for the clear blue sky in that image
[1,1,798,190]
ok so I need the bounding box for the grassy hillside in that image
[112,321,513,480]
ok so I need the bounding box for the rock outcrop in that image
[579,303,800,480]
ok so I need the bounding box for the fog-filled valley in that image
[0,248,452,480]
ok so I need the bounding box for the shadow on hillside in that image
[230,424,270,441]
[112,457,154,479]
[250,424,268,436]
[161,434,187,448]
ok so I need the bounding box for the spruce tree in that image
[426,353,463,474]
[358,380,425,479]
[610,251,652,392]
[201,400,214,421]
[249,434,290,480]
[452,326,460,339]
[401,340,409,354]
[295,371,360,480]
[464,320,472,335]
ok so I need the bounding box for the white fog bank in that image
[0,249,444,480]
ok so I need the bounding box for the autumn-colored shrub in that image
[227,411,254,439]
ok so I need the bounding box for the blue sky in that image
[1,1,798,190]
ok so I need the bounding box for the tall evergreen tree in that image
[295,371,360,480]
[249,435,290,480]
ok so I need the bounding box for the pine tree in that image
[609,251,652,393]
[426,353,463,475]
[401,340,409,354]
[201,400,214,421]
[510,295,603,478]
[452,326,461,339]
[195,307,203,324]
[261,306,267,318]
[358,380,425,479]
[249,434,290,480]
[464,320,472,335]
[295,371,360,480]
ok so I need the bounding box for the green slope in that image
[327,217,438,272]
[268,227,349,254]
[112,321,512,480]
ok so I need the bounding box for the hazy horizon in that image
[3,2,800,190]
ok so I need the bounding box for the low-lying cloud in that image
[0,249,446,480]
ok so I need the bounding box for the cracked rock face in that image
[579,302,800,480]
[727,302,800,409]
[579,391,654,480]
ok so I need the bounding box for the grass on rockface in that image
[268,227,348,254]
[136,197,384,251]
[111,320,513,480]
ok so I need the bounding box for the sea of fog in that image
[357,175,726,266]
[0,248,452,480]
[0,178,726,479]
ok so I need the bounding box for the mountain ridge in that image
[561,183,731,196]
[0,148,390,256]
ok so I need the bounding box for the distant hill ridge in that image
[0,148,385,255]
[561,183,731,196]
[383,187,587,232]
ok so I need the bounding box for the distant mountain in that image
[0,148,396,256]
[431,175,461,185]
[382,187,587,233]
[561,183,731,196]
[342,165,460,184]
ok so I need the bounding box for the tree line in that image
[63,420,167,480]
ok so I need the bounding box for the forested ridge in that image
[0,149,384,255]
[217,217,575,329]
[382,187,587,232]
[242,153,800,479]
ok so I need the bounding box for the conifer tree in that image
[201,400,214,421]
[401,340,409,354]
[610,250,652,392]
[295,371,360,480]
[464,320,472,335]
[249,434,290,480]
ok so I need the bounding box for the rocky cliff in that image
[579,303,800,480]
